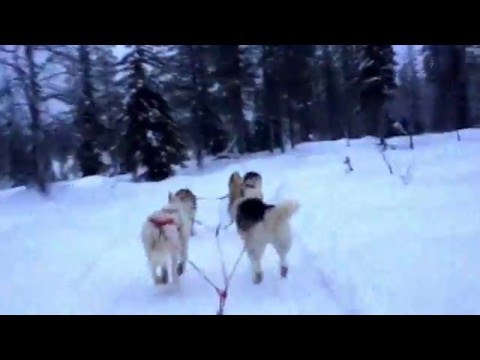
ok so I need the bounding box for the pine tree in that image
[91,45,125,174]
[451,46,470,132]
[357,45,398,147]
[236,45,262,151]
[214,45,250,154]
[186,45,228,163]
[337,45,362,140]
[262,45,285,153]
[320,46,343,140]
[398,45,423,136]
[251,81,270,152]
[279,45,316,146]
[120,46,187,181]
[422,45,469,132]
[156,45,229,166]
[74,45,106,177]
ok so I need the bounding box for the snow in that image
[363,76,382,84]
[146,130,159,147]
[208,82,220,92]
[1,130,480,315]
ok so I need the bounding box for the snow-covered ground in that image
[1,130,479,315]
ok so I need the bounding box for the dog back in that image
[142,210,180,256]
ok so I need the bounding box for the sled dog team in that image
[140,171,300,286]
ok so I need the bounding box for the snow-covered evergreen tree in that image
[337,45,362,140]
[120,46,188,181]
[91,45,125,175]
[356,45,398,145]
[74,45,107,177]
[398,45,424,136]
[319,46,343,140]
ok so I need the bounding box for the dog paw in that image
[160,268,169,284]
[253,272,263,285]
[281,266,288,278]
[176,263,185,276]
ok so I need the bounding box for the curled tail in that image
[268,200,300,225]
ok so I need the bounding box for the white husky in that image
[140,201,191,285]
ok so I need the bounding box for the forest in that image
[0,45,473,193]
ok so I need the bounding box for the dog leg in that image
[171,254,180,284]
[176,260,185,277]
[191,218,195,236]
[273,235,292,279]
[160,265,169,284]
[275,248,289,278]
[150,265,160,285]
[176,223,190,277]
[177,239,188,277]
[247,243,266,285]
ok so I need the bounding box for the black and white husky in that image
[235,197,300,285]
[242,171,263,200]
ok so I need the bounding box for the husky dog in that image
[235,197,300,285]
[242,171,263,200]
[169,188,197,236]
[227,171,265,224]
[227,171,244,223]
[141,201,191,286]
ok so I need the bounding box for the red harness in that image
[149,217,176,229]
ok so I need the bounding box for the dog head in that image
[168,189,197,220]
[243,171,262,190]
[235,197,274,233]
[170,188,196,205]
[242,171,263,199]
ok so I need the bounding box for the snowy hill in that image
[1,130,479,315]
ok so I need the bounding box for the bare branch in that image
[41,93,73,104]
[380,150,394,175]
[344,156,353,173]
[42,45,77,63]
[39,71,71,83]
[0,58,24,74]
[214,136,240,160]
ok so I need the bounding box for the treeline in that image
[0,45,473,193]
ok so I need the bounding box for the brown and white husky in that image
[227,171,264,224]
[168,188,197,236]
[227,171,244,223]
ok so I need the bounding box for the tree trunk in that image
[187,45,205,168]
[219,46,248,154]
[24,45,50,194]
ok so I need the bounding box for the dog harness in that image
[149,217,177,229]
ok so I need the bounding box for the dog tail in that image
[268,199,300,225]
